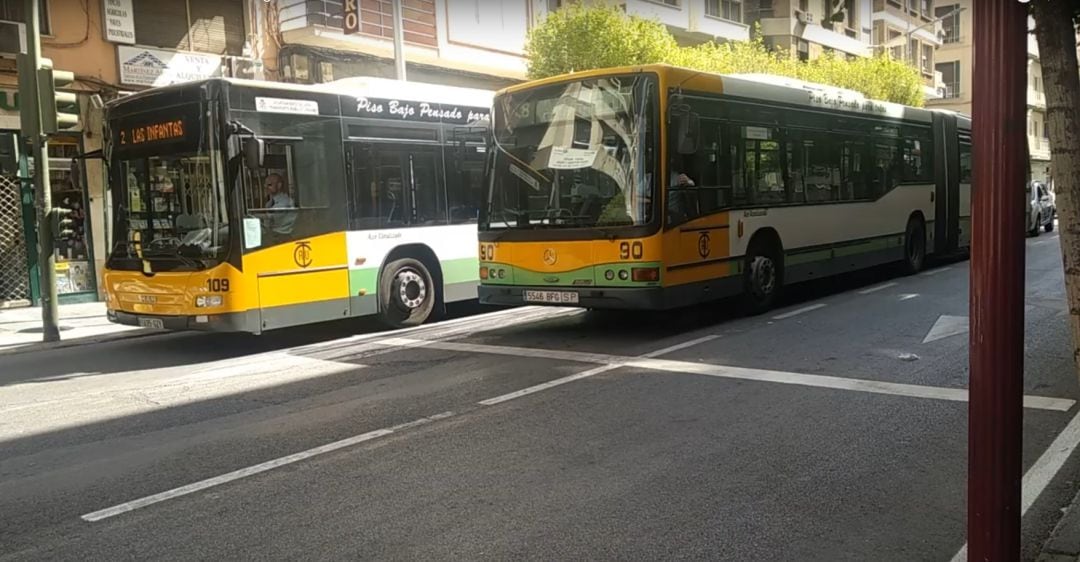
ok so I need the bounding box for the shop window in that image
[48,136,95,295]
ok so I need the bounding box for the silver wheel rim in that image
[750,255,776,298]
[396,269,427,309]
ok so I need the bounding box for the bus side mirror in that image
[243,138,265,170]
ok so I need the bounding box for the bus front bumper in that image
[478,285,667,310]
[107,309,258,333]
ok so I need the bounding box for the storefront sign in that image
[343,0,360,35]
[118,45,222,87]
[102,0,136,44]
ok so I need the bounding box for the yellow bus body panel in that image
[103,232,350,317]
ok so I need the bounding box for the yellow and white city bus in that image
[103,77,492,332]
[478,65,971,312]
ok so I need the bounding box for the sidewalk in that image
[0,302,154,356]
[1040,486,1080,562]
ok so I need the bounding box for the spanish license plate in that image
[524,290,579,304]
[138,317,164,329]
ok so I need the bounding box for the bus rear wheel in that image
[379,258,436,328]
[902,217,926,275]
[743,241,782,315]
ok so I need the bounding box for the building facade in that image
[0,0,261,307]
[928,6,1052,184]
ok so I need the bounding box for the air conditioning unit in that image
[795,10,814,24]
[0,20,26,57]
[225,56,265,81]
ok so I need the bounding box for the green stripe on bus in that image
[349,257,479,297]
[480,261,663,288]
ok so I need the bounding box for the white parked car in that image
[1027,180,1055,236]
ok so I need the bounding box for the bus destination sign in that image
[120,118,186,146]
[347,96,490,125]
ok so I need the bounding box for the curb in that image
[1039,486,1080,562]
[0,329,169,357]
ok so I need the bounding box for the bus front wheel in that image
[743,240,782,315]
[379,258,436,328]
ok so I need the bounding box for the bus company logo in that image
[698,232,711,259]
[543,248,558,266]
[138,294,157,304]
[293,241,313,268]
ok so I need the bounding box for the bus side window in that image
[959,140,972,183]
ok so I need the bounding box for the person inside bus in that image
[263,172,297,237]
[667,153,698,225]
[175,194,205,236]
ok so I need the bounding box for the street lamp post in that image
[968,0,1028,559]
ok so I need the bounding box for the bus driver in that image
[263,173,297,236]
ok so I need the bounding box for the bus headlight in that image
[196,295,223,308]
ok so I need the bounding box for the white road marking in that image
[858,282,899,295]
[79,335,719,522]
[771,303,827,320]
[899,294,920,301]
[82,411,454,523]
[375,338,1075,413]
[923,315,970,344]
[949,408,1080,562]
[477,335,720,407]
[1032,240,1051,246]
[920,267,952,276]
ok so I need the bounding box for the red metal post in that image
[968,1,1028,560]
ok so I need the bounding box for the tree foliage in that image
[524,2,678,81]
[525,1,926,106]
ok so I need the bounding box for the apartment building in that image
[0,0,262,307]
[928,6,1051,184]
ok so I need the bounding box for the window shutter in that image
[188,0,245,55]
[133,0,191,51]
[132,0,244,55]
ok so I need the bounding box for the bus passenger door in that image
[932,113,960,254]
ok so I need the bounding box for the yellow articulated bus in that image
[103,77,492,333]
[478,64,971,313]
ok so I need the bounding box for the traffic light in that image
[51,207,75,240]
[37,58,78,134]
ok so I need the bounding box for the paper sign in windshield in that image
[509,163,541,191]
[548,147,598,170]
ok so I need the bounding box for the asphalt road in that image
[1,231,1078,561]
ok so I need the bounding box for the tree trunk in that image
[1032,2,1080,385]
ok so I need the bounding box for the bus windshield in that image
[106,103,229,271]
[484,74,657,231]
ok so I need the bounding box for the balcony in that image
[622,0,749,42]
[940,81,960,99]
[275,0,528,80]
[760,13,870,57]
[1029,136,1051,161]
[1028,89,1047,109]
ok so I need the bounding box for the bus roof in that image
[494,64,940,123]
[108,76,494,110]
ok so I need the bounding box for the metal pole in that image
[968,0,1027,559]
[22,0,60,342]
[391,0,407,81]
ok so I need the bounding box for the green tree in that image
[524,2,678,80]
[525,2,926,107]
[1031,0,1080,385]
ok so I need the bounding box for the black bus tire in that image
[902,216,927,275]
[379,258,436,328]
[1045,217,1055,233]
[743,237,783,315]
